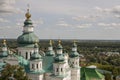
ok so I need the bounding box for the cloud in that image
[33,19,44,25]
[56,21,71,27]
[98,23,120,29]
[98,23,120,27]
[76,24,92,29]
[114,15,120,18]
[72,15,101,21]
[0,0,23,15]
[56,19,92,29]
[0,18,9,22]
[95,5,120,14]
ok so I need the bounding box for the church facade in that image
[0,8,105,80]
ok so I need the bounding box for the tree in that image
[104,73,112,80]
[0,64,31,80]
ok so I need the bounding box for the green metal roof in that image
[54,54,65,63]
[72,42,77,47]
[24,19,33,26]
[0,51,8,58]
[51,74,68,78]
[81,67,105,80]
[57,44,63,49]
[0,62,6,72]
[28,69,45,74]
[30,52,42,60]
[69,51,79,58]
[46,50,55,56]
[42,56,54,72]
[18,44,35,48]
[17,32,39,44]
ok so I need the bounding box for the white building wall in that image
[71,68,80,80]
[23,26,34,32]
[53,63,66,76]
[30,60,42,71]
[69,57,79,67]
[5,60,19,65]
[4,56,19,65]
[44,72,52,80]
[28,73,44,80]
[17,47,34,60]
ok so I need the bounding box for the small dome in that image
[17,32,39,44]
[24,19,33,26]
[46,50,55,56]
[57,40,63,49]
[30,52,41,60]
[2,39,7,47]
[72,41,77,47]
[57,44,63,49]
[34,43,39,48]
[69,51,79,58]
[54,54,65,62]
[25,9,31,20]
[0,51,8,57]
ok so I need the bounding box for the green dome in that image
[30,52,42,60]
[57,44,63,49]
[17,32,39,44]
[69,51,79,58]
[72,42,77,47]
[0,51,8,57]
[46,50,55,56]
[54,54,65,62]
[24,19,33,26]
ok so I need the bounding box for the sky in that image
[0,0,120,40]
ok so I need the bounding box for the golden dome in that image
[3,39,6,45]
[58,40,61,45]
[25,9,31,19]
[49,40,52,45]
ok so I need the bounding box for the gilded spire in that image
[58,40,61,45]
[49,40,52,46]
[34,40,39,48]
[73,40,76,44]
[73,40,77,47]
[25,4,31,20]
[3,39,6,45]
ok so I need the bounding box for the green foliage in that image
[104,73,112,80]
[0,64,31,80]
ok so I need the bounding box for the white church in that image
[0,8,105,80]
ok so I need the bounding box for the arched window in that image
[30,52,32,57]
[61,68,63,72]
[56,68,58,72]
[32,64,34,69]
[37,64,38,69]
[19,52,21,56]
[26,52,28,59]
[73,62,74,64]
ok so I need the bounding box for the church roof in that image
[17,32,39,44]
[42,56,54,72]
[81,67,104,80]
[69,51,79,58]
[0,51,9,58]
[46,50,55,56]
[30,52,42,60]
[54,54,65,63]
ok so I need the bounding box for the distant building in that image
[116,75,120,80]
[0,8,105,80]
[99,52,119,56]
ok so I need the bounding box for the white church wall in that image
[17,47,34,60]
[28,73,44,80]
